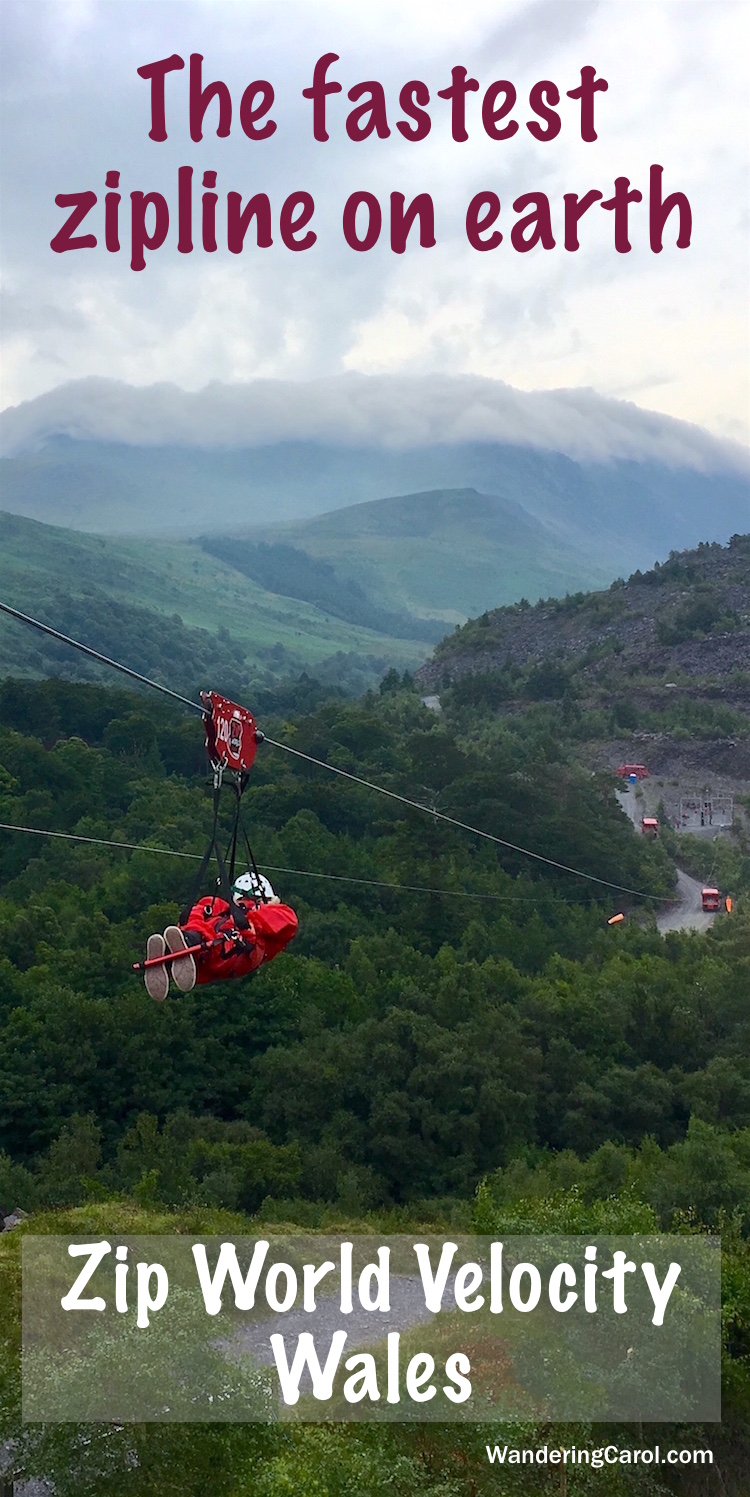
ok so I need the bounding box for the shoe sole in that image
[144,934,168,1002]
[164,926,197,992]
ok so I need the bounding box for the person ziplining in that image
[136,689,298,999]
[143,870,298,1002]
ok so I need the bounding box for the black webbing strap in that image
[243,820,262,890]
[215,835,248,927]
[180,784,249,929]
[179,786,221,922]
[225,777,264,907]
[226,779,244,887]
[238,812,263,896]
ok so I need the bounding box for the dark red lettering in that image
[347,82,390,140]
[563,189,603,249]
[343,191,381,250]
[397,80,431,141]
[190,53,232,141]
[280,192,316,250]
[566,65,608,142]
[50,191,97,253]
[136,54,185,142]
[466,192,502,250]
[649,164,692,252]
[390,192,435,252]
[130,191,169,270]
[239,80,276,140]
[601,176,642,252]
[527,81,560,141]
[481,81,517,141]
[228,192,273,251]
[511,192,555,251]
[302,53,342,141]
[437,65,479,142]
[104,172,120,252]
[201,170,218,252]
[178,165,193,253]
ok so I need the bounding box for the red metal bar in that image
[132,937,222,974]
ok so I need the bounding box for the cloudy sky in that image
[1,0,748,443]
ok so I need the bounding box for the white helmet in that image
[233,870,275,903]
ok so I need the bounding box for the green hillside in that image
[244,488,612,624]
[0,487,612,700]
[0,512,429,694]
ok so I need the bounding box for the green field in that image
[0,512,430,690]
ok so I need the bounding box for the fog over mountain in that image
[2,375,748,473]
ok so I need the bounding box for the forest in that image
[197,536,444,640]
[0,670,748,1493]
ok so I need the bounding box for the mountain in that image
[234,487,611,623]
[2,377,746,660]
[1,435,747,583]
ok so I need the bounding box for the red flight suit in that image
[181,895,298,985]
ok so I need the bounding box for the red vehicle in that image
[701,887,721,912]
[641,817,659,837]
[616,763,650,778]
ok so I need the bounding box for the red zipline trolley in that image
[201,690,263,777]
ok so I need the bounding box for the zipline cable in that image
[0,821,572,904]
[0,600,669,903]
[0,601,203,713]
[263,737,666,902]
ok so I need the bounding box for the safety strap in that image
[225,778,265,902]
[226,777,246,887]
[240,818,263,893]
[180,784,249,929]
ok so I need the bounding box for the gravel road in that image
[616,790,717,934]
[656,869,716,934]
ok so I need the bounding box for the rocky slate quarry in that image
[417,533,750,790]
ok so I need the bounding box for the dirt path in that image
[615,787,644,831]
[616,790,716,934]
[657,869,716,934]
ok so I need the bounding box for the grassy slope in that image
[251,488,611,623]
[0,513,429,679]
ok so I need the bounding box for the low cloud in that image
[1,374,748,474]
